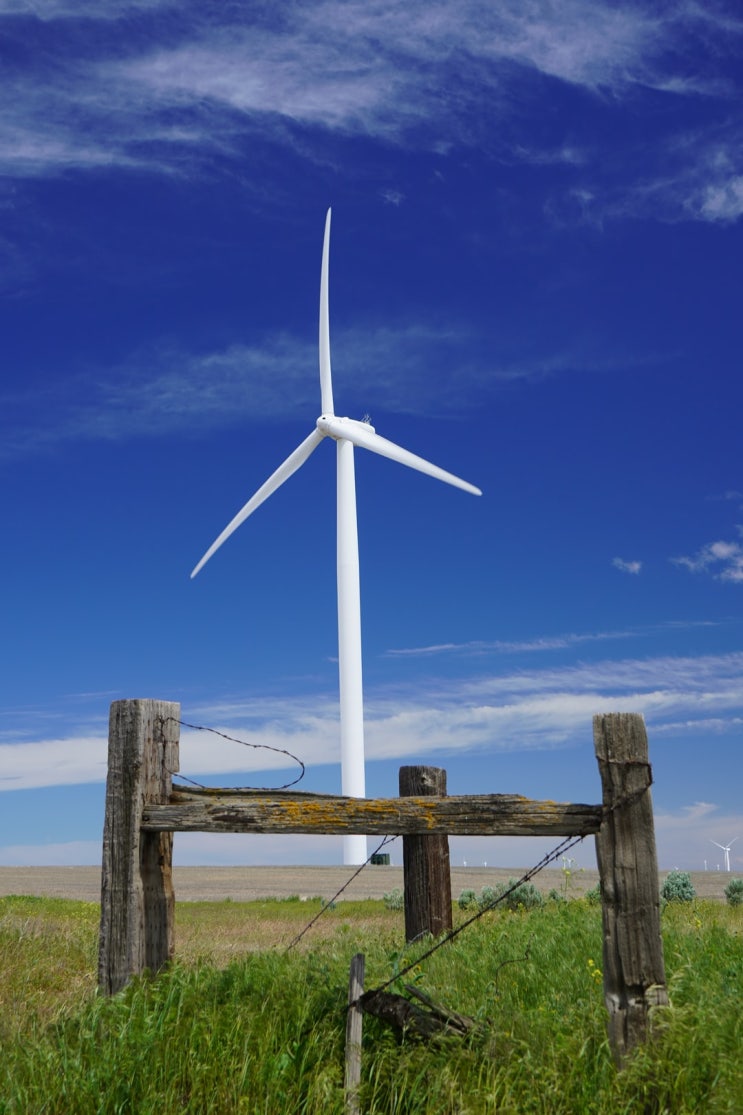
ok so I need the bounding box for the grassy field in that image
[0,892,741,1113]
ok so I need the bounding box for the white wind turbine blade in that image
[319,209,334,416]
[190,428,324,578]
[318,416,482,496]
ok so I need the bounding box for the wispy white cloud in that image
[612,557,642,575]
[708,490,743,508]
[3,649,742,792]
[386,620,716,658]
[1,325,630,457]
[697,174,743,222]
[109,0,663,140]
[1,1,741,225]
[653,716,743,735]
[0,736,107,791]
[672,137,743,224]
[673,539,743,583]
[0,0,166,16]
[387,632,632,658]
[0,327,448,455]
[548,126,743,228]
[657,801,718,826]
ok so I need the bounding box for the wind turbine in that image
[710,837,738,873]
[191,209,481,864]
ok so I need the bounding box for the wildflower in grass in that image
[587,958,602,984]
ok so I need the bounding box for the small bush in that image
[459,882,546,914]
[502,879,544,911]
[584,884,601,905]
[478,886,499,911]
[382,888,404,911]
[724,877,743,907]
[661,870,696,903]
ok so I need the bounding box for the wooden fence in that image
[98,698,668,1065]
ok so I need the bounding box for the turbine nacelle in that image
[317,414,376,439]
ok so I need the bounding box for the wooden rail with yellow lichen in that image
[141,787,603,836]
[99,699,667,1068]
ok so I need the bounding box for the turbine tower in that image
[191,209,481,864]
[710,837,738,873]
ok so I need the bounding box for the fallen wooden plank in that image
[360,986,475,1041]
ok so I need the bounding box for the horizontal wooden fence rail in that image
[141,787,603,837]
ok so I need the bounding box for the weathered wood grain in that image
[360,986,475,1041]
[98,699,180,995]
[344,953,365,1115]
[594,713,669,1066]
[141,788,603,836]
[400,766,452,941]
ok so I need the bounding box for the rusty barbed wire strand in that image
[350,773,653,1008]
[155,711,652,1002]
[284,835,399,953]
[353,832,586,1006]
[160,715,306,790]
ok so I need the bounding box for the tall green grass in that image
[1,895,740,1113]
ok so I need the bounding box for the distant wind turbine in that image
[191,209,481,864]
[710,837,738,873]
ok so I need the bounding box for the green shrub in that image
[724,877,743,907]
[661,870,696,903]
[382,888,404,911]
[584,884,601,905]
[502,879,544,911]
[477,886,499,911]
[461,881,546,914]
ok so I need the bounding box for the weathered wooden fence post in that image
[399,765,453,942]
[593,713,668,1066]
[344,953,365,1115]
[99,699,180,995]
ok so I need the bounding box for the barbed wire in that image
[350,774,653,1007]
[156,709,653,1005]
[277,767,654,989]
[284,835,399,952]
[353,832,586,1006]
[159,715,306,791]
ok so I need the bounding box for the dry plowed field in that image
[0,865,730,902]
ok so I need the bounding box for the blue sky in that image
[1,0,742,873]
